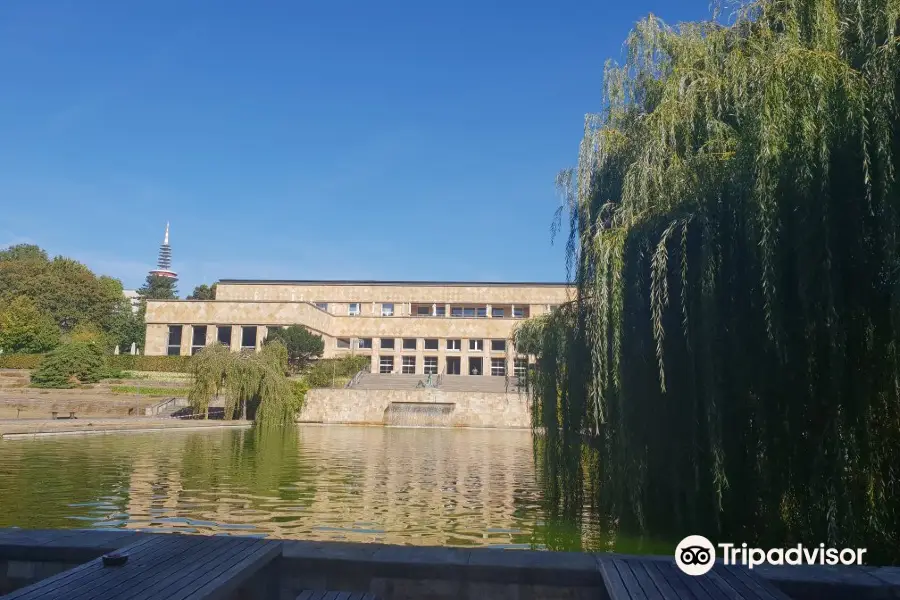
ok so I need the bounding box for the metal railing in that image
[345,370,366,388]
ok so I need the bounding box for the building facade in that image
[144,280,572,376]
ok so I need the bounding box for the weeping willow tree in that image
[188,342,301,428]
[519,0,900,562]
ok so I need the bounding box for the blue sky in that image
[0,0,710,295]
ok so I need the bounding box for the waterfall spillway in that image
[384,402,455,427]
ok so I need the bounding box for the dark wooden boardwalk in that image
[295,592,381,600]
[1,534,281,600]
[600,557,794,599]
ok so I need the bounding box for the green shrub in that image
[107,355,192,373]
[0,354,43,369]
[31,342,105,388]
[110,385,190,396]
[303,355,370,388]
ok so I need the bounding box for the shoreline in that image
[0,418,252,439]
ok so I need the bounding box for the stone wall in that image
[299,389,531,428]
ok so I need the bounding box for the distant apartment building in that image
[144,280,572,375]
[122,290,142,314]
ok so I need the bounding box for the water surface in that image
[0,426,667,552]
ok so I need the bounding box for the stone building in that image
[144,279,572,375]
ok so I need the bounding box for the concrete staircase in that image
[0,370,30,389]
[348,372,524,393]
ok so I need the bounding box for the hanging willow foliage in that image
[520,0,900,562]
[188,341,299,428]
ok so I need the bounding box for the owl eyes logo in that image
[675,535,716,575]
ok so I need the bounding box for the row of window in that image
[379,356,528,377]
[315,302,530,318]
[166,325,257,356]
[336,337,508,352]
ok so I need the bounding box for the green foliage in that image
[304,355,370,388]
[264,326,324,372]
[188,342,297,427]
[529,0,900,563]
[187,283,217,300]
[0,354,43,369]
[107,354,192,373]
[0,244,47,262]
[31,342,105,388]
[110,385,189,396]
[138,274,178,300]
[0,296,60,354]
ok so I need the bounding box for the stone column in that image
[180,325,192,356]
[206,325,217,346]
[486,304,492,318]
[370,353,378,374]
[231,327,241,352]
[257,326,267,352]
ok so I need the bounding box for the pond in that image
[0,426,670,553]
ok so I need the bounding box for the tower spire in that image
[149,222,177,279]
[163,222,169,246]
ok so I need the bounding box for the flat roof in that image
[217,279,571,287]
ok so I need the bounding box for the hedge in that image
[0,353,192,373]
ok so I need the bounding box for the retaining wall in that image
[299,388,531,428]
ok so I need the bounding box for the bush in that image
[0,354,43,369]
[303,355,370,388]
[107,355,192,373]
[31,342,105,388]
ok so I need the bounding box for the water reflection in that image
[0,426,667,552]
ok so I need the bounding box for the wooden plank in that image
[168,539,281,600]
[613,558,652,599]
[720,566,794,600]
[294,592,314,600]
[656,562,716,600]
[2,536,164,600]
[599,557,634,600]
[643,561,698,600]
[93,535,251,600]
[624,559,670,599]
[639,560,687,600]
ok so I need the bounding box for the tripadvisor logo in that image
[674,535,868,576]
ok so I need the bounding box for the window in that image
[191,326,207,355]
[356,338,373,349]
[463,307,476,317]
[241,326,257,349]
[379,356,394,374]
[424,357,438,374]
[447,339,461,351]
[380,338,395,350]
[336,338,351,349]
[491,358,506,376]
[435,306,446,316]
[167,325,182,356]
[491,339,506,352]
[469,339,483,351]
[381,303,394,316]
[477,307,487,318]
[514,359,528,377]
[315,302,328,312]
[217,326,232,347]
[492,307,505,318]
[349,303,361,316]
[402,338,417,350]
[424,338,438,350]
[451,307,463,317]
[402,356,416,374]
[513,307,525,318]
[417,305,431,316]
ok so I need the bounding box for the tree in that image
[0,244,47,262]
[0,296,60,354]
[187,283,217,300]
[264,326,324,372]
[138,273,178,300]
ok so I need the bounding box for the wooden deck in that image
[295,592,381,600]
[1,534,281,600]
[600,557,794,599]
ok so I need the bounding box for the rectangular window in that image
[450,307,463,317]
[402,338,417,350]
[424,338,438,350]
[513,306,525,318]
[402,356,416,374]
[435,306,446,317]
[477,307,487,318]
[356,338,373,349]
[241,326,257,349]
[469,339,483,351]
[336,338,351,349]
[167,325,182,356]
[417,305,431,316]
[463,307,476,317]
[491,358,506,376]
[217,325,232,347]
[447,339,461,351]
[491,339,506,352]
[349,303,361,316]
[514,359,528,377]
[381,303,394,316]
[379,356,394,374]
[380,338,395,350]
[492,307,505,318]
[315,302,328,312]
[424,357,438,374]
[191,325,207,355]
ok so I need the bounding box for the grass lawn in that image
[110,385,190,396]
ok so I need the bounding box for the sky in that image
[0,0,711,295]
